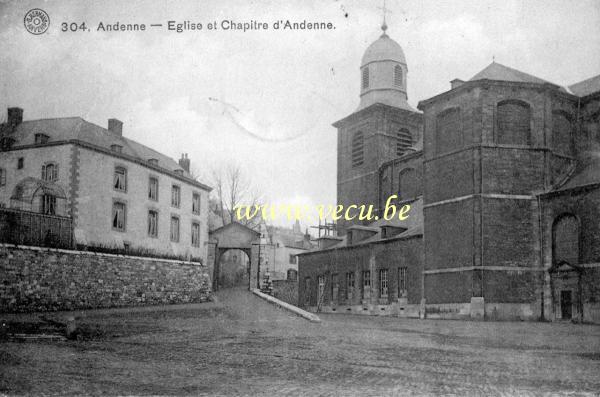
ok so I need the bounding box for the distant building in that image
[0,108,211,262]
[265,221,313,281]
[298,22,600,323]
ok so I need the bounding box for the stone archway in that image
[208,222,261,292]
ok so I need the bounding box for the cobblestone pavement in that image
[1,287,600,396]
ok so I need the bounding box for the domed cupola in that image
[358,22,412,111]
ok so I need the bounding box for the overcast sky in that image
[1,0,600,229]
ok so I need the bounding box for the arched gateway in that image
[208,222,263,291]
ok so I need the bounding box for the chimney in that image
[7,107,23,128]
[108,118,123,136]
[450,79,464,90]
[179,153,190,173]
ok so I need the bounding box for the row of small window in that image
[111,202,201,246]
[113,167,201,214]
[310,267,408,300]
[361,65,403,90]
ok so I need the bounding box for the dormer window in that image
[110,144,123,153]
[148,158,158,166]
[174,169,184,176]
[0,137,15,151]
[35,133,49,144]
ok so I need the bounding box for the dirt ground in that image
[1,287,599,396]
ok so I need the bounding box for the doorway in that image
[560,290,572,320]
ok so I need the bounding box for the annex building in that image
[298,22,600,323]
[0,108,211,262]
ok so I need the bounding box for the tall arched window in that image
[351,131,364,168]
[552,214,579,265]
[362,67,369,89]
[552,111,572,156]
[398,168,420,200]
[41,163,58,182]
[394,65,403,87]
[497,100,531,145]
[396,128,412,156]
[436,107,461,154]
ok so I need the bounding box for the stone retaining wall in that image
[0,244,212,313]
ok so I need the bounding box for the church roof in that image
[361,33,406,66]
[569,74,600,97]
[469,62,551,85]
[551,154,600,193]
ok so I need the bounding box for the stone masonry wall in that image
[0,244,212,313]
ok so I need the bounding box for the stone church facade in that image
[298,23,600,323]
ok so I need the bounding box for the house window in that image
[110,144,123,153]
[17,158,24,169]
[192,193,201,214]
[191,222,200,247]
[171,185,180,207]
[148,210,158,237]
[346,272,355,299]
[170,216,180,242]
[41,163,58,182]
[148,177,159,201]
[287,269,297,281]
[304,277,311,304]
[35,133,49,144]
[148,158,158,166]
[112,202,126,231]
[379,269,388,298]
[362,270,371,298]
[331,273,339,301]
[351,131,364,168]
[398,267,407,298]
[394,65,402,87]
[0,168,5,186]
[41,194,56,215]
[317,275,325,302]
[289,254,296,264]
[362,66,369,89]
[113,167,127,191]
[396,128,412,156]
[497,100,531,145]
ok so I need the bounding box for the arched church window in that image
[398,168,420,200]
[497,100,531,145]
[351,131,364,168]
[396,128,412,156]
[362,67,369,89]
[552,111,572,156]
[436,107,461,154]
[552,214,579,265]
[394,65,402,87]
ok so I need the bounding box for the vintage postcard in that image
[1,0,600,395]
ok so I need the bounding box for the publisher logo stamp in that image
[24,9,50,35]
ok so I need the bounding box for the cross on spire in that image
[377,0,392,35]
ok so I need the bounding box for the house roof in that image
[7,117,206,187]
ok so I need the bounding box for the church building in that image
[297,21,600,323]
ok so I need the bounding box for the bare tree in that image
[200,163,264,230]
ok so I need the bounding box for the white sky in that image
[1,0,600,230]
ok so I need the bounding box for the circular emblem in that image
[24,9,50,35]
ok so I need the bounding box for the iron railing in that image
[0,207,73,249]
